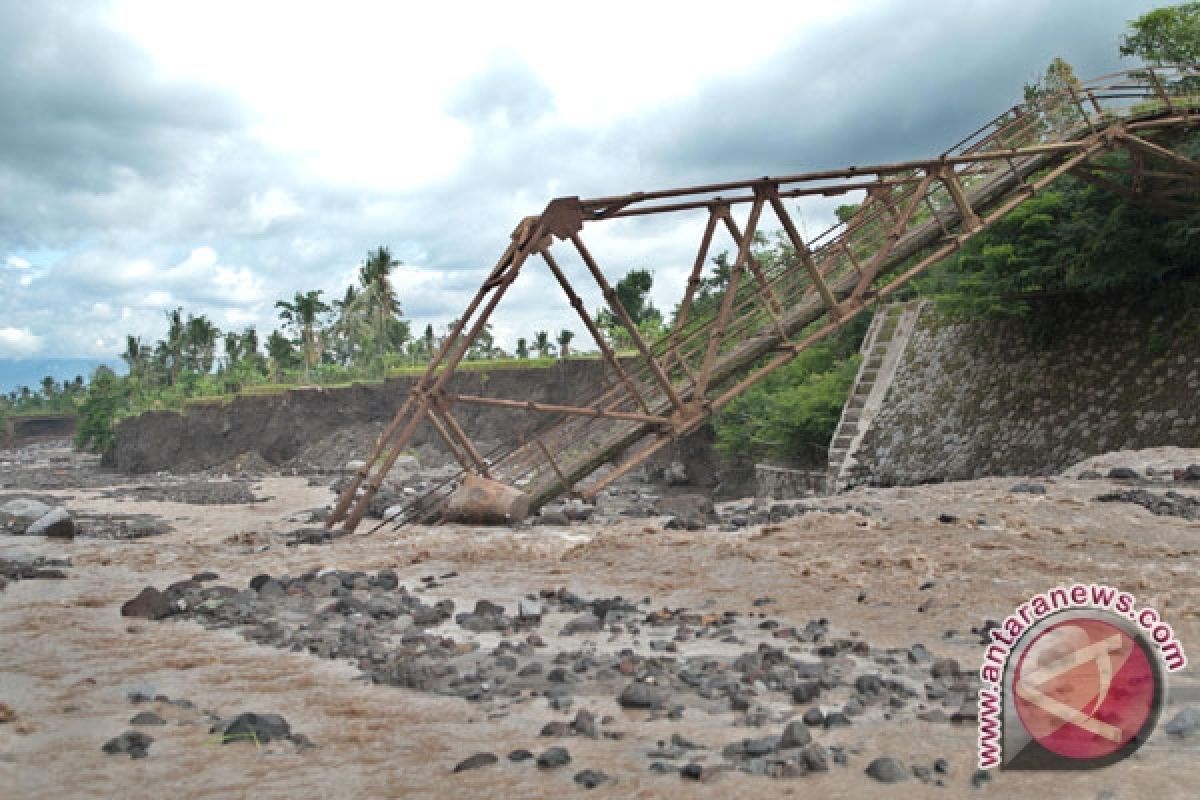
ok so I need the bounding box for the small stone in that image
[802,708,824,727]
[375,569,399,591]
[1164,707,1200,738]
[971,769,992,788]
[518,598,543,620]
[865,756,909,783]
[791,681,820,704]
[561,614,603,635]
[1107,467,1140,480]
[908,643,932,664]
[536,746,571,769]
[618,682,666,709]
[129,711,166,726]
[934,757,950,774]
[936,513,959,524]
[779,720,811,749]
[854,674,883,695]
[120,587,174,620]
[538,719,568,736]
[212,712,291,744]
[571,709,598,738]
[102,731,153,758]
[507,749,533,762]
[1009,482,1046,495]
[453,752,497,772]
[573,769,609,789]
[931,658,960,679]
[801,743,829,772]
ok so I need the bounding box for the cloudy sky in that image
[0,0,1164,379]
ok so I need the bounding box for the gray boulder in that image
[120,587,174,620]
[1165,707,1200,738]
[865,756,908,783]
[618,682,667,709]
[212,712,291,744]
[27,507,75,539]
[0,499,53,535]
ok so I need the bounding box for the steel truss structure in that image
[329,66,1200,532]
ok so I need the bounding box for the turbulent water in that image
[2,443,1199,798]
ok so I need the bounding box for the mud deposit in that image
[2,441,1199,799]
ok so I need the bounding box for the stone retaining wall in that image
[846,295,1200,487]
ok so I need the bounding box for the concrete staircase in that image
[826,300,925,492]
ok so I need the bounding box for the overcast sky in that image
[0,0,1164,368]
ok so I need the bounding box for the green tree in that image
[358,246,404,366]
[75,366,122,455]
[532,330,555,358]
[265,329,300,382]
[557,329,575,359]
[156,307,186,386]
[468,323,496,360]
[182,313,220,375]
[1120,3,1200,65]
[423,323,436,358]
[714,319,868,465]
[275,290,331,382]
[121,335,151,382]
[515,337,529,360]
[223,331,242,370]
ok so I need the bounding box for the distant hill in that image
[0,358,124,396]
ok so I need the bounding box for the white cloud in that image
[0,327,42,357]
[0,0,1161,364]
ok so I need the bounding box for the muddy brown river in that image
[2,443,1198,798]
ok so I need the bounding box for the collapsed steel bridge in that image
[329,66,1200,532]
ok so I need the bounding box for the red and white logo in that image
[1013,617,1157,762]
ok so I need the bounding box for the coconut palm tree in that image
[156,307,186,386]
[358,246,403,365]
[183,314,220,375]
[275,290,331,382]
[121,335,150,382]
[557,329,575,359]
[532,330,555,358]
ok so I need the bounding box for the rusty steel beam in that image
[767,189,839,313]
[537,245,652,415]
[570,232,687,412]
[431,399,492,478]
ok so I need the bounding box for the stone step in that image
[833,436,853,449]
[859,369,879,383]
[848,396,866,409]
[840,410,861,424]
[866,357,884,369]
